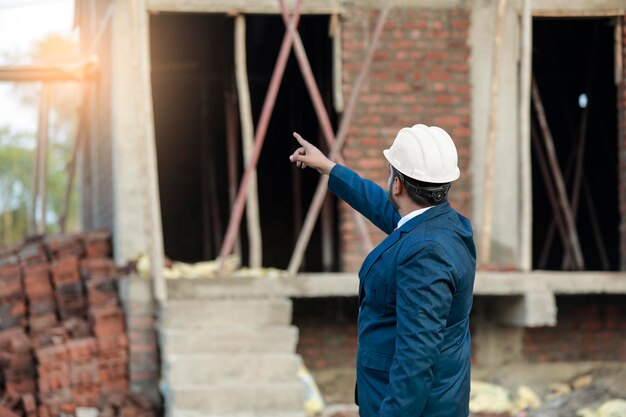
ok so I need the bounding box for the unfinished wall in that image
[339,6,472,271]
[523,295,626,362]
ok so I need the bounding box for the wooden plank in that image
[582,177,610,270]
[519,0,532,271]
[616,17,623,86]
[200,67,214,259]
[59,87,88,233]
[37,83,51,235]
[0,63,97,82]
[225,92,242,258]
[330,14,344,113]
[479,0,507,266]
[217,0,304,275]
[531,124,576,268]
[234,15,263,269]
[531,78,584,270]
[147,0,343,14]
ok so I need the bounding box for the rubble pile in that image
[0,232,154,417]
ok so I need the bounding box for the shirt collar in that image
[397,206,433,229]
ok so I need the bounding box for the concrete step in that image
[167,382,305,415]
[161,326,299,355]
[161,299,292,329]
[171,409,307,417]
[164,353,302,385]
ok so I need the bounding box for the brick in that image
[51,256,81,286]
[1,351,34,370]
[0,327,30,351]
[0,405,20,417]
[45,235,85,260]
[66,338,98,361]
[99,361,128,382]
[84,230,112,258]
[70,359,100,386]
[100,378,128,395]
[0,274,22,297]
[30,327,68,349]
[81,258,116,280]
[24,275,53,298]
[28,295,56,316]
[0,256,21,278]
[0,294,26,322]
[71,386,99,407]
[5,379,36,395]
[86,278,118,307]
[38,405,50,417]
[17,242,48,267]
[97,334,128,351]
[62,318,91,339]
[36,345,68,364]
[22,394,37,414]
[91,306,125,338]
[29,314,58,333]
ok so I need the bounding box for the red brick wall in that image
[617,16,626,271]
[523,296,626,362]
[340,7,472,271]
[293,298,358,370]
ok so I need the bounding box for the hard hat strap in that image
[395,169,451,204]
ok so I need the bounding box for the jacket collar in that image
[358,202,452,284]
[396,201,452,234]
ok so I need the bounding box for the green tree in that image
[0,33,81,245]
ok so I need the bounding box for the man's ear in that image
[393,177,403,196]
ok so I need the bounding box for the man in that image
[289,124,476,417]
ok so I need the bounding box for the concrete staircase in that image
[160,284,306,417]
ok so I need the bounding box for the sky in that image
[0,0,75,132]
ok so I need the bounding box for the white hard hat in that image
[383,124,460,183]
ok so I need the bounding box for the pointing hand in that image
[289,132,336,175]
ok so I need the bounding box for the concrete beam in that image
[531,0,625,16]
[494,291,557,327]
[165,271,626,300]
[146,0,344,14]
[164,271,626,328]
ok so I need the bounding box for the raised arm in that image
[289,132,399,234]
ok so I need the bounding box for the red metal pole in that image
[287,2,392,274]
[218,0,304,274]
[277,0,373,252]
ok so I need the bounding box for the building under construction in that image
[4,0,626,415]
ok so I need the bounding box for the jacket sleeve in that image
[378,242,455,417]
[328,164,400,235]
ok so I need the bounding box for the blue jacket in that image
[328,165,476,417]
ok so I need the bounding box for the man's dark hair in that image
[391,166,451,206]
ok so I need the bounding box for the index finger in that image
[293,132,310,147]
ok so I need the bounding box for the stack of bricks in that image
[0,231,156,417]
[19,243,56,336]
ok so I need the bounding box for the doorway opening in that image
[149,13,338,271]
[531,18,619,270]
